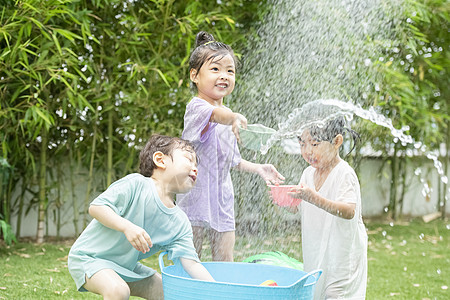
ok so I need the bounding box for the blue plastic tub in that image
[159,252,321,300]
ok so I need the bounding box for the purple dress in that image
[177,97,241,232]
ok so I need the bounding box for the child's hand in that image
[288,184,315,203]
[232,113,247,143]
[258,164,285,185]
[288,183,316,204]
[123,223,153,254]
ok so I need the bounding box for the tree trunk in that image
[397,157,407,220]
[0,171,4,222]
[55,163,62,240]
[107,109,113,187]
[69,148,80,236]
[83,109,98,228]
[442,118,449,219]
[0,160,12,225]
[15,180,27,238]
[389,144,399,220]
[36,128,48,244]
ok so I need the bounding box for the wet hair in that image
[189,31,239,90]
[299,116,361,157]
[139,134,196,177]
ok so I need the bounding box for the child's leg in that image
[210,230,235,262]
[192,225,205,259]
[83,269,130,300]
[128,273,163,300]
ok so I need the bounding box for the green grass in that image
[0,219,448,299]
[365,219,449,299]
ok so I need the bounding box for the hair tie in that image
[203,41,215,46]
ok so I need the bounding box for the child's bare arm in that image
[288,185,356,219]
[89,205,153,253]
[210,108,247,142]
[210,107,245,126]
[235,160,285,185]
[180,257,215,281]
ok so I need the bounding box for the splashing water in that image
[261,98,448,206]
[226,0,447,275]
[263,98,414,152]
[264,99,447,183]
[230,0,407,238]
[233,0,404,122]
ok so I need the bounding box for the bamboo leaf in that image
[53,28,82,42]
[73,68,88,83]
[40,28,52,41]
[151,68,170,87]
[27,16,44,30]
[58,76,74,92]
[10,85,30,102]
[51,33,62,56]
[225,17,235,25]
[1,49,11,59]
[33,105,54,126]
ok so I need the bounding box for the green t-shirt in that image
[68,174,199,291]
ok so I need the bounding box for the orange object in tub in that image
[268,185,302,207]
[259,279,279,286]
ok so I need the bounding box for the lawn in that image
[0,219,448,299]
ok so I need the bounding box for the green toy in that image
[242,251,304,271]
[239,124,276,151]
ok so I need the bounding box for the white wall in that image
[359,157,448,217]
[9,157,449,238]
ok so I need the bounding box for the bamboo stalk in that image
[389,144,399,220]
[69,148,79,236]
[83,108,98,228]
[107,108,113,187]
[36,127,48,244]
[15,180,27,238]
[442,118,449,219]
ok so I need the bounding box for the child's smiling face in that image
[298,130,338,169]
[165,148,198,194]
[190,54,236,103]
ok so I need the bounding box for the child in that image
[68,134,214,300]
[288,110,368,300]
[176,31,285,262]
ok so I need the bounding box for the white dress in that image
[300,160,367,299]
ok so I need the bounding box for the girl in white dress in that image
[288,112,368,300]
